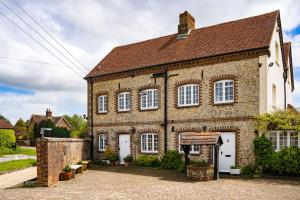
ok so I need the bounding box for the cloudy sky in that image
[0,0,299,124]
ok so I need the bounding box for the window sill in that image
[213,102,234,106]
[140,107,159,112]
[141,151,159,154]
[177,104,199,108]
[97,112,108,115]
[117,110,131,113]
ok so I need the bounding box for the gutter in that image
[90,79,94,160]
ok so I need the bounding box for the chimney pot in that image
[46,109,52,117]
[177,11,195,39]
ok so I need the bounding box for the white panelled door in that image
[219,132,236,172]
[119,134,130,164]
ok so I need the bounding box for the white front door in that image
[219,132,235,172]
[119,134,130,164]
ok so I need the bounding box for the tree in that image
[64,114,87,138]
[14,118,27,139]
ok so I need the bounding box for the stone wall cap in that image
[37,137,87,142]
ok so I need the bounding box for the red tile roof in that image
[86,11,279,78]
[29,115,71,128]
[0,119,14,129]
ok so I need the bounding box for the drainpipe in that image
[283,70,287,109]
[90,79,94,160]
[163,70,168,154]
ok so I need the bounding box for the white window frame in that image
[98,95,107,113]
[177,84,199,107]
[178,133,200,154]
[141,133,159,153]
[214,80,234,104]
[140,89,158,110]
[118,92,130,112]
[267,131,300,151]
[99,134,107,151]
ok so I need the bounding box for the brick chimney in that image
[46,108,52,117]
[177,11,195,39]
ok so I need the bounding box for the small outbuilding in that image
[180,132,223,181]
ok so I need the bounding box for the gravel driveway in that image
[1,166,299,200]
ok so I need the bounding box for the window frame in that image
[118,92,131,112]
[178,133,200,154]
[140,89,158,110]
[98,134,107,152]
[140,133,159,153]
[98,95,107,113]
[267,131,300,151]
[177,84,199,107]
[214,79,234,104]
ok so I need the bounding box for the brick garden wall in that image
[36,137,91,186]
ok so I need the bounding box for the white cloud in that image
[0,0,299,123]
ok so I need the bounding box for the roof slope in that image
[86,11,279,78]
[29,115,71,128]
[284,42,294,91]
[0,119,14,129]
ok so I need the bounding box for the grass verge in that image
[0,147,36,157]
[0,159,36,173]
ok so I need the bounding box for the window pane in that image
[179,87,184,105]
[193,85,199,104]
[154,134,158,151]
[290,132,299,147]
[279,132,287,149]
[103,96,107,112]
[142,134,147,151]
[148,134,153,151]
[268,132,278,150]
[225,81,234,101]
[153,90,158,107]
[125,93,130,109]
[141,94,147,109]
[192,145,200,152]
[215,82,223,102]
[186,85,192,104]
[147,90,152,107]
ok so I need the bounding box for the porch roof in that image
[180,132,223,146]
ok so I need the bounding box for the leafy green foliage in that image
[253,135,300,176]
[64,115,87,138]
[134,155,160,167]
[253,135,274,170]
[0,129,16,147]
[255,109,300,132]
[103,147,119,162]
[123,155,133,162]
[241,164,255,177]
[161,150,183,170]
[63,165,72,172]
[190,159,208,165]
[14,118,28,139]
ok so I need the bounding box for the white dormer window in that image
[214,80,234,104]
[140,89,158,110]
[118,92,130,111]
[178,84,199,107]
[98,95,107,113]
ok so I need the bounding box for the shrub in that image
[124,155,133,162]
[103,147,118,162]
[161,150,183,170]
[253,135,274,171]
[190,159,208,165]
[0,129,16,147]
[63,165,72,172]
[134,155,160,167]
[241,164,255,177]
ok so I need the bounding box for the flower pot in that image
[230,168,241,175]
[62,171,72,180]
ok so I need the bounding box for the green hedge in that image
[134,155,160,167]
[0,129,16,147]
[161,150,184,170]
[253,135,300,176]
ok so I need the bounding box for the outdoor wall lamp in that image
[202,125,207,132]
[130,127,136,133]
[171,126,175,132]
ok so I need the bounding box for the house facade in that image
[85,11,294,172]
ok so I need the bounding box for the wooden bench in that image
[70,165,83,178]
[81,160,91,171]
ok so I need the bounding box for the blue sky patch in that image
[0,84,34,95]
[288,25,300,36]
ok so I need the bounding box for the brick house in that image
[85,11,294,172]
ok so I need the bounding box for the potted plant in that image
[110,154,119,166]
[62,165,72,180]
[123,155,133,167]
[104,147,119,166]
[230,165,241,175]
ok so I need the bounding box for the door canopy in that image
[180,132,223,146]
